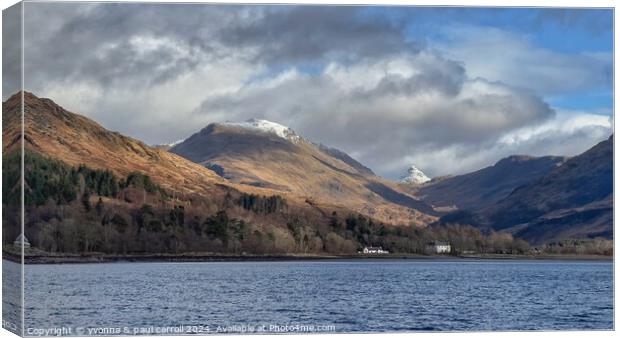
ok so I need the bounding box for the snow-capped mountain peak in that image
[222,118,301,142]
[400,165,431,184]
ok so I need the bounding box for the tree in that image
[95,197,104,215]
[110,213,129,234]
[329,211,340,228]
[236,193,287,214]
[168,206,185,228]
[81,191,92,212]
[205,210,229,243]
[136,204,155,233]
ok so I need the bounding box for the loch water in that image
[2,259,613,335]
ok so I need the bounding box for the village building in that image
[427,241,451,254]
[361,246,389,254]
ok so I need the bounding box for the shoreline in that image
[2,250,612,264]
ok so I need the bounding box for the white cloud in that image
[432,25,611,95]
[406,110,612,177]
[194,52,558,178]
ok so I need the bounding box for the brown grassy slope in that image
[3,92,226,197]
[171,123,437,225]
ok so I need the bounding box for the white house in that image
[428,241,451,254]
[362,246,389,254]
[14,234,30,248]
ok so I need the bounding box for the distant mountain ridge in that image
[485,135,613,243]
[417,155,567,211]
[439,136,613,244]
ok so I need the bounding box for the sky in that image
[5,3,614,179]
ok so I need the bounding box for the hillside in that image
[486,136,613,236]
[170,119,437,225]
[441,136,613,244]
[3,92,225,197]
[416,155,567,210]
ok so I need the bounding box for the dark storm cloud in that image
[218,6,420,64]
[21,3,236,90]
[363,59,465,98]
[20,3,417,93]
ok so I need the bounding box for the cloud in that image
[408,111,612,177]
[22,3,241,90]
[432,25,612,96]
[218,6,419,64]
[20,4,417,94]
[195,52,556,178]
[14,3,613,180]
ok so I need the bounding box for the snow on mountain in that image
[153,138,185,150]
[166,139,185,147]
[222,118,301,142]
[400,165,431,184]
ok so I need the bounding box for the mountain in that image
[170,119,437,224]
[400,165,431,184]
[485,136,613,242]
[316,143,374,176]
[2,92,610,254]
[5,92,441,256]
[416,155,567,211]
[221,119,301,142]
[441,136,613,244]
[4,93,436,227]
[3,92,225,197]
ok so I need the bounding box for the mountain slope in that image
[485,136,613,231]
[3,92,225,197]
[511,196,612,245]
[416,155,567,210]
[316,143,374,176]
[441,136,613,244]
[170,120,437,225]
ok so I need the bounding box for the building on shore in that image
[427,241,451,254]
[361,246,389,254]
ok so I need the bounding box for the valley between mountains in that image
[2,92,613,259]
